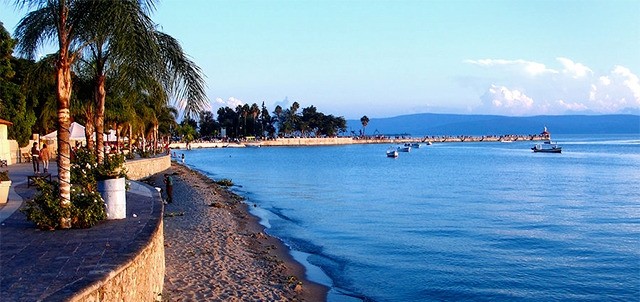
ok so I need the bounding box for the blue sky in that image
[2,0,639,119]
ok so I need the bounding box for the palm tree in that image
[360,115,369,137]
[14,0,104,227]
[74,1,206,163]
[14,0,207,227]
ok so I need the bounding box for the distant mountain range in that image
[346,113,640,136]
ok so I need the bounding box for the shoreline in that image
[155,162,328,301]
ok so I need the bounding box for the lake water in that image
[181,134,640,301]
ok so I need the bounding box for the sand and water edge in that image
[149,163,328,301]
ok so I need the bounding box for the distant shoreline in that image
[169,134,549,149]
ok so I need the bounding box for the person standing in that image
[30,142,40,173]
[164,173,174,203]
[39,143,51,173]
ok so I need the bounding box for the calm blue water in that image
[181,134,640,301]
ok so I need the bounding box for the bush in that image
[137,150,152,158]
[22,148,116,230]
[0,170,9,182]
[21,179,106,230]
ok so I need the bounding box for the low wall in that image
[71,221,165,302]
[125,155,170,180]
[261,137,353,146]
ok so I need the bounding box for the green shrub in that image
[69,186,106,228]
[137,150,152,158]
[95,153,127,180]
[21,179,106,230]
[21,180,68,230]
[0,170,9,182]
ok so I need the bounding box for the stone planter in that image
[97,178,126,219]
[0,180,11,204]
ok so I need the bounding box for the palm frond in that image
[14,6,57,59]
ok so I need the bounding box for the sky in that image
[1,0,639,119]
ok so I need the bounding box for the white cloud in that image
[557,57,592,78]
[588,65,640,113]
[480,84,534,115]
[464,59,558,76]
[466,57,640,115]
[557,99,588,112]
[213,97,245,109]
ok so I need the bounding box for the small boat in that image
[411,143,421,148]
[426,141,433,145]
[386,149,399,158]
[397,145,411,152]
[532,141,562,153]
[531,126,561,153]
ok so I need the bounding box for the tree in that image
[360,115,369,137]
[198,111,218,137]
[73,1,207,163]
[217,106,238,138]
[0,22,35,147]
[260,102,274,138]
[13,1,207,227]
[14,0,106,227]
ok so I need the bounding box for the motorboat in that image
[397,146,411,152]
[532,141,562,153]
[531,126,561,153]
[386,149,399,158]
[411,143,421,148]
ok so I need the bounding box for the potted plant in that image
[95,153,128,220]
[0,170,11,204]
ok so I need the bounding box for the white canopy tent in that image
[42,122,87,141]
[43,123,122,142]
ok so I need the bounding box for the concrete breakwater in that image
[170,134,548,149]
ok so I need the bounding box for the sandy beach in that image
[148,163,327,301]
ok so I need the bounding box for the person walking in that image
[163,173,174,203]
[39,143,51,173]
[30,142,40,173]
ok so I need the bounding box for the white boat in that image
[411,143,421,148]
[532,141,562,153]
[397,145,411,152]
[386,149,398,158]
[531,127,562,153]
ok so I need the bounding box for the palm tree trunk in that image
[56,55,72,229]
[128,124,133,155]
[84,121,95,150]
[115,123,120,154]
[95,74,106,164]
[154,123,159,155]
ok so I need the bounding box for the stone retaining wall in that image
[71,221,165,302]
[126,155,171,180]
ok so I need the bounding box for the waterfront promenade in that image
[0,160,324,301]
[0,162,164,301]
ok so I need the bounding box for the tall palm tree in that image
[76,1,206,163]
[360,115,369,137]
[14,1,207,223]
[14,0,104,227]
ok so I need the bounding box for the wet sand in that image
[149,163,327,301]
